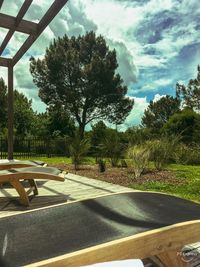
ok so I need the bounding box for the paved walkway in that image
[0,173,133,218]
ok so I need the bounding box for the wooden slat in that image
[16,0,33,25]
[0,13,37,35]
[0,56,11,67]
[27,220,200,267]
[0,0,33,56]
[12,0,69,66]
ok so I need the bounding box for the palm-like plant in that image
[100,131,123,167]
[69,134,90,170]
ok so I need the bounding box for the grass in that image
[19,156,96,165]
[18,157,200,203]
[131,164,200,203]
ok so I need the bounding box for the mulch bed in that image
[50,163,185,187]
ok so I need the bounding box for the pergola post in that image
[0,0,68,160]
[7,65,14,159]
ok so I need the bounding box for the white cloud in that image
[108,40,137,84]
[131,78,173,94]
[0,0,199,126]
[154,79,172,87]
[153,94,166,102]
[120,96,149,130]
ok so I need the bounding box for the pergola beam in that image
[0,0,33,55]
[0,0,3,10]
[12,0,68,66]
[0,56,12,67]
[0,13,37,35]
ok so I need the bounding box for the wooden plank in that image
[0,13,37,35]
[16,0,33,25]
[12,0,69,66]
[26,220,200,267]
[0,168,65,205]
[0,0,33,55]
[7,65,14,160]
[0,56,11,67]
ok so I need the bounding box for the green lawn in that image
[131,164,200,203]
[19,156,96,165]
[20,157,200,203]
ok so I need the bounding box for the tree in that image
[0,78,35,137]
[176,65,200,110]
[90,121,107,155]
[30,31,134,138]
[142,95,180,132]
[47,105,75,138]
[14,91,34,137]
[30,112,49,138]
[0,78,7,134]
[162,108,200,144]
[125,126,152,145]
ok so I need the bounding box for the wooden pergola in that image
[0,0,68,159]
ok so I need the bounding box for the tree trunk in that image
[79,123,85,139]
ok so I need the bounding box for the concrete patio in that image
[0,172,133,218]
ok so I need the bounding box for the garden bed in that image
[50,163,183,187]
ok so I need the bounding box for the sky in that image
[0,0,199,129]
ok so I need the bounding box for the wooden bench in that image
[0,167,65,206]
[0,191,199,266]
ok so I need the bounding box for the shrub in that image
[147,136,179,170]
[127,145,150,178]
[98,159,106,172]
[69,134,90,170]
[162,108,200,144]
[173,144,200,165]
[173,143,190,164]
[121,159,128,168]
[188,146,200,165]
[100,130,123,167]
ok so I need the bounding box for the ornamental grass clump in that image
[147,136,179,170]
[127,145,150,179]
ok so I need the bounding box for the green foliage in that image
[0,78,7,135]
[125,126,153,145]
[176,65,200,110]
[127,145,150,178]
[142,95,180,133]
[14,91,35,137]
[162,108,200,144]
[0,79,35,138]
[31,113,49,138]
[131,164,200,203]
[90,121,107,156]
[100,129,123,167]
[98,158,106,172]
[147,136,178,170]
[120,159,128,168]
[173,144,200,165]
[69,133,90,170]
[30,31,134,137]
[173,143,190,165]
[47,105,75,137]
